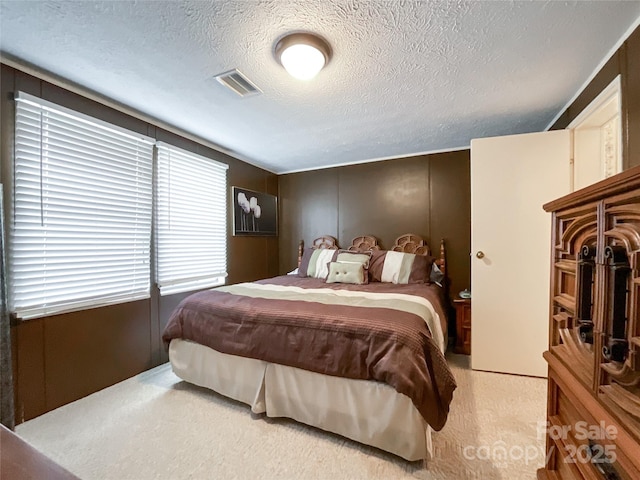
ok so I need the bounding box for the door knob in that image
[476,251,485,259]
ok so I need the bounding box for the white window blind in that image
[11,92,154,319]
[155,142,228,295]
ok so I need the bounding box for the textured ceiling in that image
[1,1,640,174]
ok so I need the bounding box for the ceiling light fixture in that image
[275,33,332,81]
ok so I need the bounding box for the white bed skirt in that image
[169,339,432,461]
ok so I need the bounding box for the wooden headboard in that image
[298,233,446,280]
[392,233,446,278]
[345,233,445,279]
[348,235,381,252]
[297,235,338,266]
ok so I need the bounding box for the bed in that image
[162,234,456,461]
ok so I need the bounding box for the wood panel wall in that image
[278,150,471,300]
[0,64,278,422]
[551,25,640,169]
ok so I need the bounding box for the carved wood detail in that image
[557,212,598,255]
[600,361,640,387]
[550,209,597,388]
[599,206,640,409]
[297,236,339,266]
[312,236,339,250]
[392,233,430,255]
[391,234,446,279]
[348,235,381,252]
[540,165,640,479]
[605,226,640,252]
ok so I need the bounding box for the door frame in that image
[568,75,622,191]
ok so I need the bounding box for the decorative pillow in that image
[298,247,338,279]
[335,251,372,268]
[369,250,434,284]
[325,261,367,285]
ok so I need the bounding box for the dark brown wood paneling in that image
[227,156,279,285]
[43,300,151,412]
[278,150,471,301]
[15,68,41,97]
[429,150,471,297]
[229,238,272,283]
[14,320,45,422]
[278,169,339,273]
[338,157,431,250]
[265,175,280,278]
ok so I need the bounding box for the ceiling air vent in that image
[214,69,262,98]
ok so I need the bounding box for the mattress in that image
[169,339,433,461]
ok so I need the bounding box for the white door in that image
[471,130,571,377]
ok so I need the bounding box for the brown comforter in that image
[162,275,457,430]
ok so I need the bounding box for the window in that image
[155,142,228,295]
[11,92,154,319]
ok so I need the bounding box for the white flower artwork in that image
[232,187,277,236]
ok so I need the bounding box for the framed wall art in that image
[232,186,277,236]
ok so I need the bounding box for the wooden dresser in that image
[538,165,640,479]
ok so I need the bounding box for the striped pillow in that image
[298,248,338,279]
[335,251,371,268]
[369,250,434,284]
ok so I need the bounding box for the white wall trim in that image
[567,75,621,129]
[279,145,470,175]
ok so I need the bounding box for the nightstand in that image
[453,297,471,355]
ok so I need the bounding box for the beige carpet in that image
[16,354,547,479]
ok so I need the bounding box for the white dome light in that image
[280,44,326,80]
[275,33,331,81]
